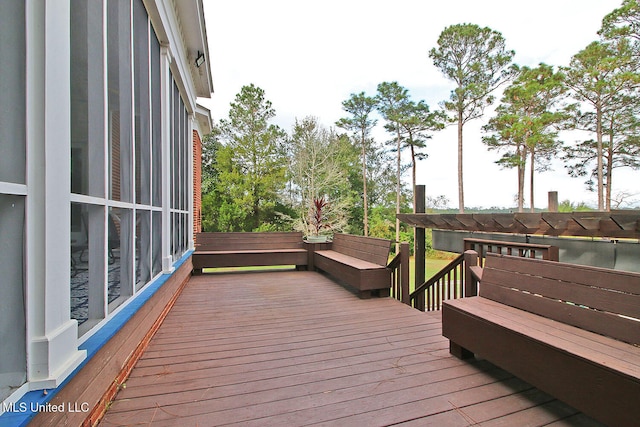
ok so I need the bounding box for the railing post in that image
[548,191,558,212]
[400,242,410,305]
[414,185,426,294]
[414,292,425,312]
[464,250,479,297]
[546,246,559,261]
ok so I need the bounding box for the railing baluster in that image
[432,281,437,312]
[388,242,409,306]
[453,264,458,300]
[448,270,454,301]
[459,262,462,298]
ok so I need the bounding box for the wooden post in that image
[414,185,426,292]
[464,250,479,297]
[548,191,558,212]
[546,246,560,262]
[304,241,331,271]
[414,291,425,312]
[400,242,410,305]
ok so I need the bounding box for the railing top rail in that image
[411,253,464,300]
[387,252,401,269]
[463,238,555,250]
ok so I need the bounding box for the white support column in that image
[25,0,85,389]
[160,45,175,273]
[188,115,195,251]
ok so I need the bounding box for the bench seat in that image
[315,250,384,271]
[312,234,392,297]
[444,297,640,380]
[192,232,307,273]
[315,250,391,293]
[442,253,640,427]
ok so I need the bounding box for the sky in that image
[199,0,639,210]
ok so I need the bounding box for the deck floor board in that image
[100,270,601,426]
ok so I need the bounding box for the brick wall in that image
[193,129,202,235]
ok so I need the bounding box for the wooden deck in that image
[99,270,602,426]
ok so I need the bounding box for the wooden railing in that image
[388,242,410,304]
[410,253,464,311]
[464,238,559,265]
[406,239,559,312]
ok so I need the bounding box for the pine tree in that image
[336,93,378,236]
[429,23,515,212]
[215,84,287,230]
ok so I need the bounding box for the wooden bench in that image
[313,233,392,298]
[192,232,307,274]
[442,253,640,427]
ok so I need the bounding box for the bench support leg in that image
[449,341,474,360]
[376,288,390,298]
[358,290,372,299]
[192,268,202,276]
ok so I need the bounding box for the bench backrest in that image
[480,253,640,344]
[331,233,392,266]
[195,232,304,251]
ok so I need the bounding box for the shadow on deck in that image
[99,270,601,426]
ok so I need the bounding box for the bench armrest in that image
[469,265,483,282]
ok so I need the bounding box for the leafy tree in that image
[213,84,288,230]
[200,130,226,232]
[202,143,247,231]
[329,130,398,237]
[367,206,396,241]
[562,40,640,210]
[200,130,220,194]
[429,23,515,212]
[289,116,351,236]
[336,92,378,236]
[558,199,593,212]
[483,64,571,212]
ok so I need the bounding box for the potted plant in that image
[305,196,331,243]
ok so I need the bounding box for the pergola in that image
[398,211,640,239]
[398,186,640,291]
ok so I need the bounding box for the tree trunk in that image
[411,143,417,210]
[529,148,535,213]
[395,127,401,253]
[253,187,260,231]
[457,112,464,213]
[606,130,614,211]
[361,130,369,236]
[596,102,604,210]
[517,144,526,212]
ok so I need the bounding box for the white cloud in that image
[200,0,639,209]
